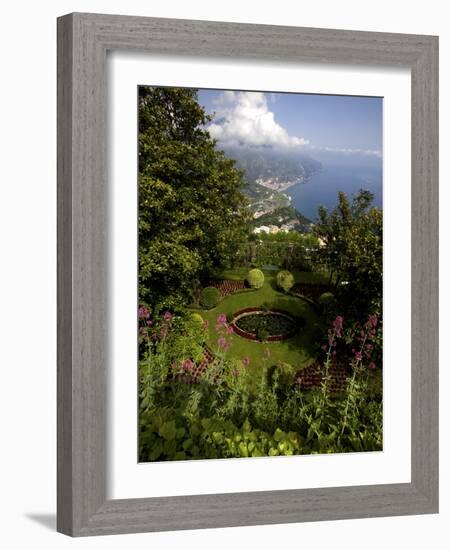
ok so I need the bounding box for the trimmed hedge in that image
[318,292,336,305]
[276,270,295,293]
[191,312,205,325]
[200,286,221,309]
[246,268,264,289]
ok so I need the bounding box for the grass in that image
[193,269,324,386]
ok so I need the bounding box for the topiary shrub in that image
[246,268,264,289]
[200,286,221,309]
[276,270,295,293]
[318,292,336,306]
[190,312,205,326]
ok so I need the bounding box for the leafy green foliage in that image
[276,270,295,292]
[256,327,270,341]
[199,286,221,309]
[318,292,336,305]
[246,268,264,289]
[235,235,319,271]
[268,362,297,387]
[138,87,251,309]
[190,312,205,325]
[139,311,382,462]
[313,190,382,320]
[140,412,305,461]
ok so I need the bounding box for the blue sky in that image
[197,89,382,157]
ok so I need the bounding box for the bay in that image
[289,162,383,221]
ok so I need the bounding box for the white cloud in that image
[207,91,309,148]
[310,145,382,158]
[206,91,382,159]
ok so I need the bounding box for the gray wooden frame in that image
[57,12,439,537]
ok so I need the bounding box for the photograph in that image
[137,85,383,462]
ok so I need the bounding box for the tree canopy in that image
[138,87,251,310]
[313,189,382,318]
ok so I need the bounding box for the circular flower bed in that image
[231,307,299,342]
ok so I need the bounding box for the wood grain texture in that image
[57,12,439,537]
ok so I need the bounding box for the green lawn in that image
[194,270,324,384]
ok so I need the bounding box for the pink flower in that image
[163,311,173,322]
[368,314,378,328]
[368,362,376,370]
[332,315,344,336]
[217,313,227,325]
[226,325,234,334]
[182,359,194,371]
[354,351,362,361]
[242,356,250,366]
[203,319,209,328]
[217,336,227,349]
[138,306,150,319]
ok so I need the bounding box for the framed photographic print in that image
[57,13,438,536]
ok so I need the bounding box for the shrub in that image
[246,268,264,289]
[257,327,269,341]
[139,412,304,461]
[269,362,296,387]
[190,312,205,325]
[318,292,336,306]
[200,286,221,309]
[276,270,295,293]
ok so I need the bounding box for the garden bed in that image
[207,279,247,297]
[231,307,299,342]
[295,361,349,393]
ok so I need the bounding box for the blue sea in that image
[290,163,383,221]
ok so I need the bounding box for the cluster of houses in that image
[253,219,301,234]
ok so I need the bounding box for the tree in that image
[138,87,251,309]
[313,190,382,318]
